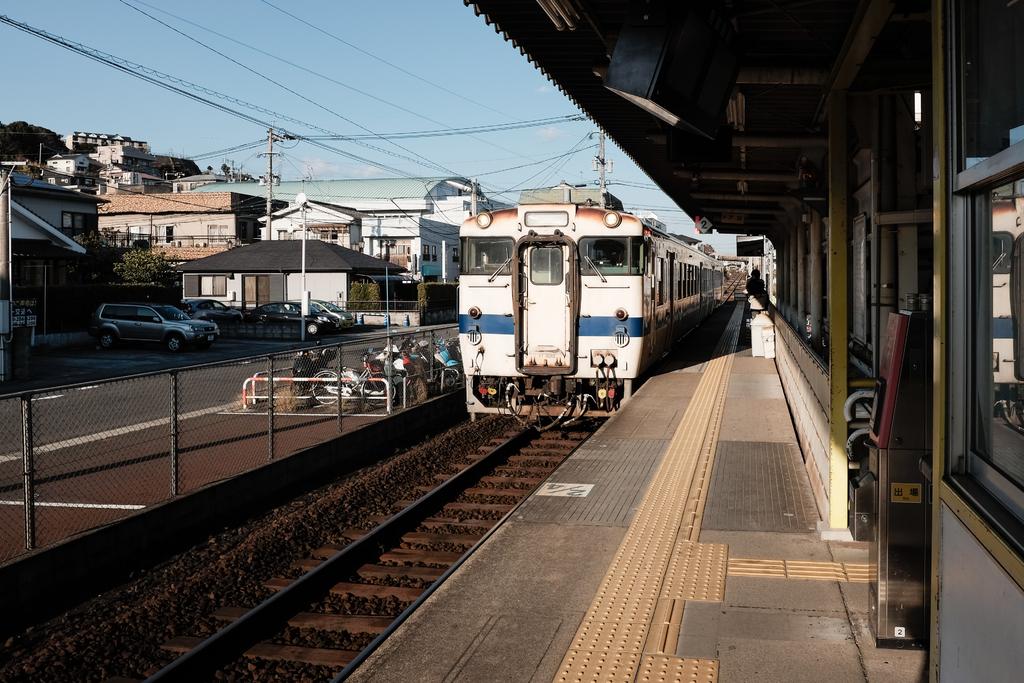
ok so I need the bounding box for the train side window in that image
[529,246,564,285]
[966,178,1024,521]
[657,258,664,304]
[461,237,513,276]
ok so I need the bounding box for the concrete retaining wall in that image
[773,315,831,523]
[0,392,466,637]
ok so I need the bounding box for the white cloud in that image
[298,157,344,179]
[537,126,564,141]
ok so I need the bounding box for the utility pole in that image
[470,177,478,215]
[259,129,293,240]
[264,128,275,241]
[593,130,613,207]
[0,166,12,383]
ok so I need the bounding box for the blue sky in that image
[0,0,735,252]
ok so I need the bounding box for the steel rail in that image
[146,426,536,682]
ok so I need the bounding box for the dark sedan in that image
[181,298,244,324]
[246,301,342,336]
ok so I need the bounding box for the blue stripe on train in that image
[459,314,644,337]
[994,318,1015,340]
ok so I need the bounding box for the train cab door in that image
[515,240,578,374]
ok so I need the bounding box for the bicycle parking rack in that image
[240,372,408,416]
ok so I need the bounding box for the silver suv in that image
[89,303,219,352]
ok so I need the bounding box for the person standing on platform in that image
[746,268,768,315]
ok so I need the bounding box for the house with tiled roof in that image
[194,176,509,281]
[97,191,286,261]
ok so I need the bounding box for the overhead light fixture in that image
[536,0,579,31]
[604,1,739,140]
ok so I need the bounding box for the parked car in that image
[181,298,245,323]
[311,300,356,329]
[246,301,345,336]
[89,303,219,352]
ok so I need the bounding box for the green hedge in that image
[13,283,182,333]
[417,282,457,310]
[348,281,381,306]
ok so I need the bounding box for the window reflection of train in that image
[993,181,1024,431]
[458,203,725,425]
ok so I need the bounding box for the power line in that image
[116,0,460,178]
[128,0,561,163]
[0,14,429,178]
[258,0,511,119]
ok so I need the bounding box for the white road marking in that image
[76,385,99,391]
[536,482,595,498]
[31,394,64,401]
[0,401,238,463]
[0,500,146,510]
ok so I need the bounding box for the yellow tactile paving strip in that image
[727,558,871,583]
[554,307,743,683]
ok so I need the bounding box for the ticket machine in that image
[867,311,932,648]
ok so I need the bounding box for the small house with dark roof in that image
[176,239,406,309]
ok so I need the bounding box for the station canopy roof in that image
[463,0,931,243]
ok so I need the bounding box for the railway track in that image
[148,424,593,681]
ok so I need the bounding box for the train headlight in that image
[476,212,493,228]
[602,211,622,228]
[468,306,482,319]
[615,308,628,321]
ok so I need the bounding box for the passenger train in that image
[992,182,1024,431]
[458,203,725,424]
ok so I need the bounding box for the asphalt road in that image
[0,324,457,462]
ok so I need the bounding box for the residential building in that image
[259,200,364,249]
[176,240,403,309]
[194,176,506,281]
[65,131,149,152]
[38,166,100,195]
[6,173,94,288]
[90,144,158,176]
[46,153,93,176]
[97,191,284,261]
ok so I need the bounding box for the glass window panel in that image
[460,237,513,276]
[973,178,1024,495]
[961,1,1024,168]
[580,237,634,276]
[529,246,564,285]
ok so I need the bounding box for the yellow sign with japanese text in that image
[890,483,923,503]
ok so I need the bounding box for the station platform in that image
[351,302,927,683]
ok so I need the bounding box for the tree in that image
[0,121,66,160]
[113,249,175,286]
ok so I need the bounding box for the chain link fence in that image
[0,325,460,565]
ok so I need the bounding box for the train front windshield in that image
[461,237,513,276]
[579,237,645,276]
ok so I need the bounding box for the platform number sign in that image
[696,216,715,234]
[537,483,594,498]
[894,627,906,638]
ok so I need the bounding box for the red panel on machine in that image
[870,313,910,448]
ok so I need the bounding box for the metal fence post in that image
[169,371,179,497]
[267,354,275,462]
[336,341,343,432]
[21,395,35,551]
